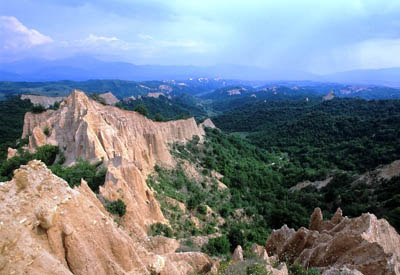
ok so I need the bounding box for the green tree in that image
[134,104,148,116]
[105,199,126,217]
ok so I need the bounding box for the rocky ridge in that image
[22,89,207,236]
[0,160,215,274]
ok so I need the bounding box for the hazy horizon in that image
[2,0,400,75]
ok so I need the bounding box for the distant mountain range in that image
[1,56,400,86]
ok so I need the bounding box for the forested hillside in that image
[116,94,208,121]
[214,98,400,182]
[0,97,32,160]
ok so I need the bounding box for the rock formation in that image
[23,90,204,170]
[232,245,244,261]
[21,94,65,108]
[98,92,120,105]
[147,92,165,98]
[0,160,215,275]
[323,90,335,101]
[266,208,400,275]
[7,147,17,159]
[22,89,207,236]
[199,118,216,129]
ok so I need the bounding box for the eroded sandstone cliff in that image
[0,160,215,275]
[22,89,206,236]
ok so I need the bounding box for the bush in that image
[197,204,207,215]
[50,159,106,192]
[49,101,60,110]
[228,226,244,251]
[31,104,46,113]
[203,235,231,256]
[288,263,320,275]
[134,104,148,116]
[148,222,173,237]
[246,264,270,275]
[0,145,59,180]
[154,113,164,122]
[105,199,126,217]
[43,126,50,137]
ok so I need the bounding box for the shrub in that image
[49,101,60,110]
[105,199,127,217]
[31,104,46,113]
[0,145,59,180]
[50,159,106,192]
[203,235,230,256]
[288,263,320,275]
[57,151,66,165]
[246,264,270,275]
[228,226,244,251]
[134,104,148,116]
[154,113,164,122]
[43,126,50,137]
[35,145,59,165]
[197,204,207,215]
[148,222,173,237]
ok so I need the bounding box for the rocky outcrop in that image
[7,147,17,159]
[147,92,165,98]
[290,177,333,192]
[357,159,400,185]
[21,94,65,108]
[323,90,335,101]
[266,208,400,275]
[98,92,119,105]
[23,90,204,170]
[22,90,208,236]
[232,245,244,261]
[0,160,214,275]
[199,118,216,129]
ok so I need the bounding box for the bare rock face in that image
[147,92,165,98]
[266,208,400,275]
[23,90,204,171]
[21,94,65,108]
[323,90,335,101]
[7,147,17,159]
[98,92,119,105]
[199,118,216,129]
[99,157,166,237]
[22,90,207,235]
[0,161,214,275]
[232,245,244,261]
[251,244,270,261]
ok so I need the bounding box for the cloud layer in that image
[0,16,53,50]
[2,0,400,73]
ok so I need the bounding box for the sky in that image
[1,0,400,74]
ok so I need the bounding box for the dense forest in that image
[0,96,33,160]
[116,94,208,121]
[214,98,400,183]
[168,128,400,242]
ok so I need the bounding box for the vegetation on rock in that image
[105,199,127,217]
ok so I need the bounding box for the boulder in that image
[232,245,243,261]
